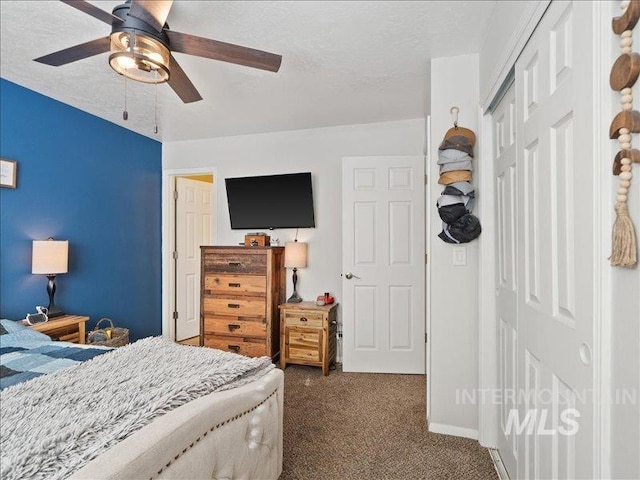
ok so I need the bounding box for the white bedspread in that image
[0,337,274,480]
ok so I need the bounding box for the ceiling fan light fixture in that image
[109,31,170,84]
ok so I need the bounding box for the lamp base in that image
[45,275,65,318]
[287,267,303,303]
[287,292,303,303]
[46,306,65,318]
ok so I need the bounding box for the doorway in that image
[175,176,213,341]
[162,168,217,342]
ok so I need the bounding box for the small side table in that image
[30,315,90,344]
[279,302,338,375]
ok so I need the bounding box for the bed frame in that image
[70,368,284,480]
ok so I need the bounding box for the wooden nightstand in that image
[279,302,338,375]
[30,315,89,344]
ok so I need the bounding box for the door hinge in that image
[173,311,179,320]
[173,251,178,260]
[425,333,428,343]
[425,253,428,264]
[173,190,178,200]
[425,174,428,185]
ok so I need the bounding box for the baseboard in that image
[428,422,479,440]
[488,448,510,479]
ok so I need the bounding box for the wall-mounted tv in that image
[225,172,315,230]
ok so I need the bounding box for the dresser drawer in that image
[288,328,321,348]
[204,274,266,296]
[204,297,266,317]
[286,327,322,362]
[204,252,267,275]
[204,335,267,357]
[204,316,266,337]
[284,310,324,328]
[289,346,321,362]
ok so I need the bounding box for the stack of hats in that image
[437,127,482,244]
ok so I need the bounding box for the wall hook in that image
[450,106,459,128]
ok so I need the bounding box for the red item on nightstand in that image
[323,292,335,305]
[316,293,335,305]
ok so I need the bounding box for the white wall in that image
[608,3,640,477]
[163,118,425,338]
[428,53,480,437]
[610,256,640,480]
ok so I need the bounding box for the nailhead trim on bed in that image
[152,388,279,479]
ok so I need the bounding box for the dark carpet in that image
[281,364,498,480]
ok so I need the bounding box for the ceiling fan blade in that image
[168,55,203,103]
[60,0,123,25]
[128,0,174,32]
[34,37,110,66]
[167,30,282,73]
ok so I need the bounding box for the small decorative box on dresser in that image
[200,246,285,359]
[30,315,89,344]
[279,302,338,376]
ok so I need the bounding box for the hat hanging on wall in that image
[436,106,481,244]
[444,107,476,146]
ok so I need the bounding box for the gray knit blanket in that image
[0,337,274,480]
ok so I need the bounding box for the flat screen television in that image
[225,172,315,229]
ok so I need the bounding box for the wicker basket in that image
[87,318,129,347]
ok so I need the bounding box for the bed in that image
[0,319,284,480]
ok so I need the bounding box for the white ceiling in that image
[0,1,497,142]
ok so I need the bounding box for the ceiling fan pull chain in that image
[123,68,129,121]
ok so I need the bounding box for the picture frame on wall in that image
[0,158,17,188]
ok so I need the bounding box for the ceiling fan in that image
[34,0,282,103]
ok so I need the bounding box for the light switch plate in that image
[452,246,467,266]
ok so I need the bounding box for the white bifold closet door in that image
[494,1,596,478]
[494,80,519,478]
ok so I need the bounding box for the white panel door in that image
[493,81,519,478]
[176,177,213,341]
[342,156,425,374]
[517,2,594,478]
[493,1,595,478]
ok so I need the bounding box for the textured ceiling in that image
[0,1,497,142]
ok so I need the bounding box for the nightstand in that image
[30,315,89,344]
[279,302,338,375]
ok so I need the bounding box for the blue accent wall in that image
[0,79,162,341]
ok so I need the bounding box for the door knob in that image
[344,272,360,280]
[579,342,592,365]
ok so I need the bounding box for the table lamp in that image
[32,238,69,318]
[285,240,307,303]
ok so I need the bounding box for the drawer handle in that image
[228,303,240,309]
[228,324,241,331]
[228,282,241,288]
[228,345,240,352]
[300,317,307,322]
[228,262,241,267]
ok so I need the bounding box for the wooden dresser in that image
[200,246,285,359]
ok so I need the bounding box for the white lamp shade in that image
[32,240,69,274]
[284,241,308,268]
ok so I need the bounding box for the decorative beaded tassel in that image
[611,0,638,267]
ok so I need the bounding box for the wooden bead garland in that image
[610,0,639,267]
